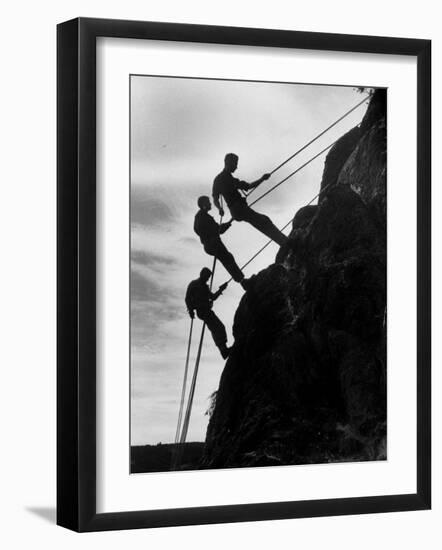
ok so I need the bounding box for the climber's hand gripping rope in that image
[218,282,228,293]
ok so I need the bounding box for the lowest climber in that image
[194,195,249,290]
[213,153,288,246]
[185,268,230,359]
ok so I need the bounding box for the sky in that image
[130,75,369,446]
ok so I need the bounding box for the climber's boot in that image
[240,278,252,291]
[220,345,231,360]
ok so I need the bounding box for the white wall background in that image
[0,0,439,547]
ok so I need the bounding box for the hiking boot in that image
[220,346,231,360]
[240,278,252,291]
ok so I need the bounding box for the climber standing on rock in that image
[213,153,288,246]
[185,268,230,359]
[194,195,250,290]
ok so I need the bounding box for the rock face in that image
[202,90,387,469]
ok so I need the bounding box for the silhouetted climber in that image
[194,196,250,290]
[213,153,288,246]
[185,268,230,359]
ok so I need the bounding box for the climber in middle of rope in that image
[194,195,251,290]
[212,153,288,247]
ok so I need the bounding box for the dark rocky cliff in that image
[202,90,387,469]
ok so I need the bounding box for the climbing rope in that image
[222,138,336,227]
[174,317,194,445]
[249,139,338,208]
[245,94,369,199]
[178,320,208,444]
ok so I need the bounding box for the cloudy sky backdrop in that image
[130,75,368,446]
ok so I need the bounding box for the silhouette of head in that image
[199,267,212,282]
[197,196,211,211]
[224,153,238,173]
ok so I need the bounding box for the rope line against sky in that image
[173,210,223,467]
[245,94,369,199]
[174,317,194,445]
[249,139,338,208]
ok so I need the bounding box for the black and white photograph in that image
[129,76,387,474]
[0,0,435,542]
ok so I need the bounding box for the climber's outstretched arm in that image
[211,282,228,301]
[219,221,232,234]
[248,173,271,190]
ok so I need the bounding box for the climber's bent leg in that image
[230,202,288,246]
[205,239,244,282]
[197,309,228,356]
[204,310,227,349]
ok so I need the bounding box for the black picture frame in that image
[57,17,431,532]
